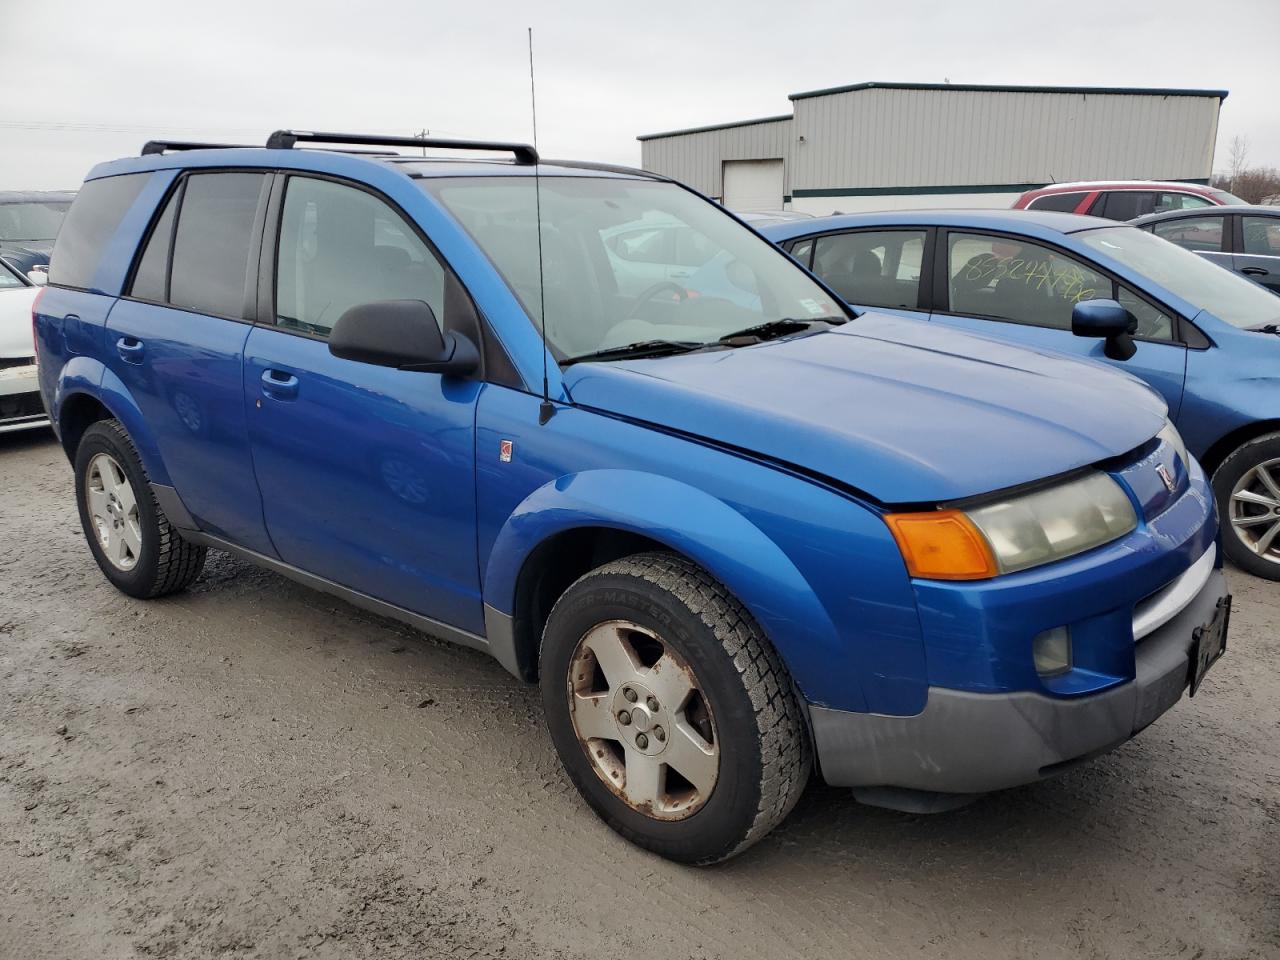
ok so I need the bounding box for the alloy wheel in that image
[85,452,142,571]
[1228,456,1280,565]
[567,620,719,820]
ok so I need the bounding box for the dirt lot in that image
[1,428,1277,960]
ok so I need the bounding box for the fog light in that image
[1033,626,1072,677]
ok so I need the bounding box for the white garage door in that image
[722,159,784,212]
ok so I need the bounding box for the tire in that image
[1212,431,1280,581]
[540,552,810,864]
[74,419,207,598]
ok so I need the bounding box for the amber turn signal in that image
[883,509,999,581]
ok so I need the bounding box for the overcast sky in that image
[4,0,1277,190]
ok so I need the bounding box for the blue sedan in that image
[761,210,1280,580]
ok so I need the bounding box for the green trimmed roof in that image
[636,114,791,142]
[788,80,1229,102]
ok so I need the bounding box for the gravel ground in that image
[2,429,1277,960]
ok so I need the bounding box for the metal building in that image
[638,82,1227,215]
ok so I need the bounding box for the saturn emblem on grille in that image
[1156,463,1175,493]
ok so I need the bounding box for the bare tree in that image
[1228,135,1251,187]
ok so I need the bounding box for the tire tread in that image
[554,552,811,862]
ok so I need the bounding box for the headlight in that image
[1157,420,1187,472]
[885,471,1137,580]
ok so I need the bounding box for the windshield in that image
[0,260,26,289]
[422,176,843,360]
[1211,190,1245,206]
[1079,226,1280,329]
[0,201,72,242]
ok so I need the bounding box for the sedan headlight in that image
[1157,420,1187,472]
[885,471,1137,580]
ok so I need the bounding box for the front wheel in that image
[1213,432,1280,580]
[540,553,810,864]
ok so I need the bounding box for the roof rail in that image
[141,140,255,156]
[265,130,539,164]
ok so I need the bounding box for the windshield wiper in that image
[561,339,706,366]
[1246,322,1280,334]
[717,316,846,345]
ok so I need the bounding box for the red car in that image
[1013,180,1245,220]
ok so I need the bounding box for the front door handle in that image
[260,368,300,400]
[1241,266,1269,277]
[116,336,145,363]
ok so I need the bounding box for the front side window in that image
[810,230,925,308]
[1116,284,1174,340]
[946,232,1108,330]
[1241,217,1280,256]
[1080,226,1280,329]
[788,238,814,268]
[424,176,843,360]
[168,172,267,318]
[1155,192,1213,212]
[1151,216,1226,252]
[1027,192,1088,213]
[275,177,445,337]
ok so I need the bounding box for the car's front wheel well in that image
[509,527,670,682]
[58,393,114,464]
[1199,419,1280,477]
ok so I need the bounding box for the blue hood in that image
[563,314,1167,504]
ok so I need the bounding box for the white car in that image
[0,258,47,434]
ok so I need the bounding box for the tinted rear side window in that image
[48,174,148,290]
[1027,191,1087,213]
[169,172,267,318]
[1102,191,1157,221]
[130,185,180,302]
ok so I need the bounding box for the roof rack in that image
[141,140,255,156]
[265,130,538,164]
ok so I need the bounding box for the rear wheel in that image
[75,419,206,598]
[1213,433,1280,581]
[540,553,809,864]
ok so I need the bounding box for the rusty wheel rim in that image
[567,620,719,820]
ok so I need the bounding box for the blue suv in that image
[36,132,1228,863]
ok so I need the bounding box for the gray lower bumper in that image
[812,569,1228,795]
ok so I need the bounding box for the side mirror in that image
[328,300,478,375]
[26,268,47,286]
[1071,298,1138,361]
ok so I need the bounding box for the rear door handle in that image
[1241,266,1269,277]
[260,368,300,400]
[116,336,145,363]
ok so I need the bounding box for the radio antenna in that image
[529,27,554,425]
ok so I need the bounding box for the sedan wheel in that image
[1214,432,1280,581]
[1228,457,1280,565]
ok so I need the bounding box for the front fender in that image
[483,469,861,711]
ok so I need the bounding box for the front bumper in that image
[811,564,1228,795]
[0,361,49,433]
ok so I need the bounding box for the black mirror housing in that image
[1071,298,1138,361]
[328,300,479,375]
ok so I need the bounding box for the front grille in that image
[0,356,34,371]
[0,391,44,421]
